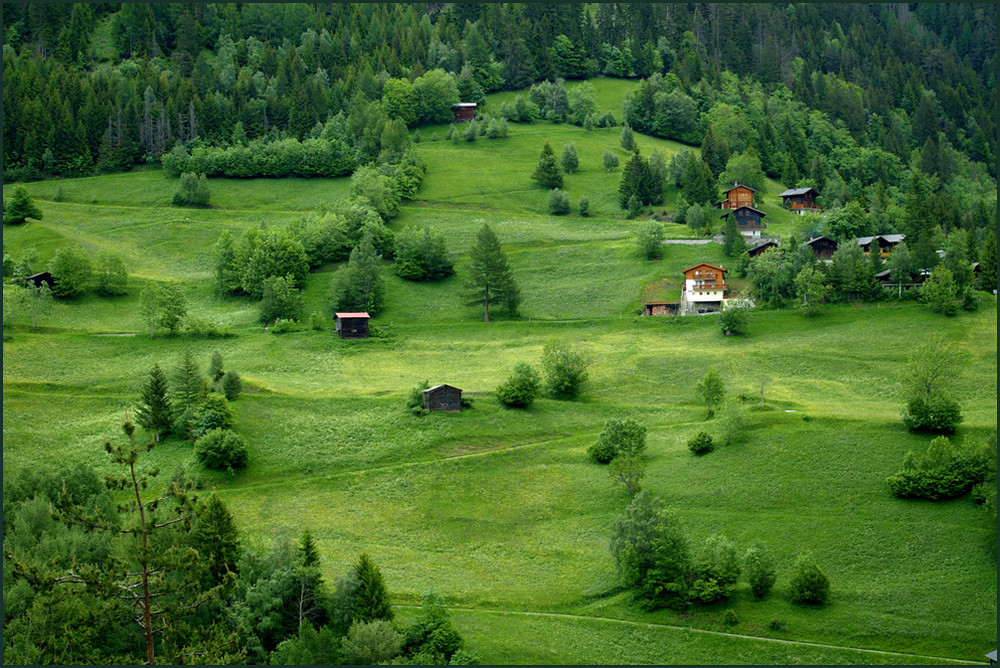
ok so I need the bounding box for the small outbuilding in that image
[779,187,821,214]
[452,103,477,122]
[856,234,905,257]
[642,301,680,316]
[746,240,779,258]
[335,312,370,339]
[11,271,55,289]
[423,384,463,412]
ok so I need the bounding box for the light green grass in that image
[2,116,996,665]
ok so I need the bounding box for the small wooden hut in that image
[423,384,463,412]
[452,103,477,122]
[335,312,370,339]
[642,301,680,316]
[16,271,55,289]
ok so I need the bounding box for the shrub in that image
[195,428,248,470]
[495,362,540,408]
[901,394,962,434]
[579,196,590,217]
[191,394,234,440]
[393,226,454,281]
[3,185,43,225]
[208,351,224,381]
[259,275,302,324]
[589,418,647,464]
[221,370,242,401]
[48,246,92,298]
[719,305,748,336]
[407,380,431,415]
[768,619,786,631]
[340,620,402,666]
[723,610,739,626]
[309,311,325,330]
[743,542,777,599]
[788,552,829,606]
[636,221,664,259]
[687,431,714,455]
[270,318,299,334]
[602,150,619,172]
[541,341,588,399]
[172,172,211,207]
[94,250,128,296]
[547,188,571,215]
[690,534,741,604]
[626,194,642,218]
[886,436,993,500]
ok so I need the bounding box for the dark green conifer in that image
[135,364,173,442]
[352,552,394,623]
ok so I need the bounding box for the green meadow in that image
[2,111,996,664]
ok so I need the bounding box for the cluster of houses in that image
[713,184,823,241]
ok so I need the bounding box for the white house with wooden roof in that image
[680,263,728,314]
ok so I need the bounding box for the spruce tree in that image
[700,125,729,177]
[620,123,636,151]
[295,529,328,630]
[209,351,224,381]
[531,142,563,189]
[619,151,647,207]
[464,224,520,322]
[352,552,394,623]
[172,349,207,437]
[978,229,997,291]
[193,493,241,584]
[561,142,579,173]
[722,216,746,257]
[3,185,43,225]
[135,364,173,442]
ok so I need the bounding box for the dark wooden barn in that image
[746,240,778,258]
[13,271,55,289]
[857,234,905,257]
[423,384,463,412]
[335,312,370,339]
[642,301,680,316]
[804,236,838,261]
[779,187,821,214]
[719,184,755,210]
[452,103,477,122]
[721,205,767,236]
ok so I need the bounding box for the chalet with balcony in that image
[804,236,838,261]
[680,263,728,314]
[856,234,905,257]
[779,187,821,214]
[721,205,767,238]
[719,184,755,210]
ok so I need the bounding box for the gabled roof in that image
[986,649,996,662]
[720,205,767,219]
[804,236,837,246]
[424,384,462,393]
[723,183,756,193]
[335,312,370,319]
[879,234,905,244]
[779,187,819,197]
[452,102,477,107]
[682,262,726,275]
[875,268,892,279]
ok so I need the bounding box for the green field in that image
[2,114,996,664]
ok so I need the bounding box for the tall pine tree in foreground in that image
[134,364,173,442]
[352,552,394,623]
[465,224,520,322]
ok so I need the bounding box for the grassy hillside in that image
[2,112,996,664]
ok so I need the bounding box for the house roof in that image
[804,236,837,246]
[875,268,892,279]
[746,240,778,254]
[856,234,905,246]
[424,384,462,393]
[721,205,767,219]
[644,301,680,305]
[682,262,726,275]
[452,102,477,107]
[986,649,996,662]
[335,312,370,319]
[779,187,819,197]
[723,183,756,193]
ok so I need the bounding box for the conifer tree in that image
[464,224,520,322]
[193,493,241,584]
[722,216,746,257]
[135,364,173,442]
[351,552,394,623]
[295,529,327,630]
[620,123,636,151]
[3,185,43,225]
[172,349,207,436]
[700,125,729,176]
[979,230,997,291]
[561,142,579,173]
[531,142,563,189]
[209,351,224,382]
[331,232,385,316]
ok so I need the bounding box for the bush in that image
[636,221,664,259]
[221,370,242,401]
[723,610,739,626]
[2,185,43,225]
[687,431,714,455]
[191,394,234,440]
[49,246,92,298]
[341,620,402,666]
[495,362,540,408]
[407,380,431,415]
[768,619,786,631]
[690,534,741,604]
[886,436,992,500]
[579,196,590,217]
[719,305,748,336]
[589,418,647,464]
[547,189,571,215]
[195,428,248,470]
[788,552,829,606]
[94,250,128,296]
[743,542,777,599]
[901,394,962,434]
[259,275,302,324]
[309,311,325,330]
[393,226,454,281]
[541,341,588,399]
[603,150,619,172]
[270,318,299,334]
[172,172,211,207]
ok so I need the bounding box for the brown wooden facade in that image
[779,187,820,213]
[857,234,905,257]
[720,184,755,210]
[642,301,680,316]
[746,240,778,258]
[804,236,838,260]
[335,312,370,338]
[452,103,477,122]
[423,384,463,412]
[682,263,728,291]
[721,205,767,232]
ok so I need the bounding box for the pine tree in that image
[723,217,746,257]
[351,552,394,623]
[209,351,224,382]
[134,364,173,442]
[700,125,729,177]
[978,230,997,291]
[172,349,207,437]
[464,224,520,322]
[3,185,44,225]
[531,142,563,188]
[561,142,579,173]
[619,151,648,207]
[295,529,327,630]
[193,493,241,584]
[620,123,636,151]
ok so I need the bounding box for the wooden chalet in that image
[334,312,370,339]
[452,103,477,122]
[746,240,778,258]
[779,187,820,214]
[423,384,463,412]
[857,234,905,257]
[804,236,838,261]
[642,301,680,316]
[719,183,755,210]
[721,205,767,237]
[681,263,728,314]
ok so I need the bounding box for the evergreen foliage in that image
[722,216,747,258]
[687,431,714,455]
[394,226,454,281]
[560,142,579,173]
[547,188,571,215]
[331,233,386,316]
[602,150,619,171]
[531,142,563,189]
[195,428,248,470]
[351,553,394,623]
[209,352,224,382]
[464,224,520,321]
[221,370,242,401]
[135,364,173,442]
[788,552,830,606]
[3,185,43,225]
[193,493,241,582]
